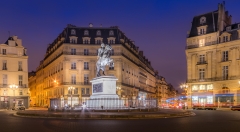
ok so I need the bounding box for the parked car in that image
[231,105,240,111]
[12,105,25,110]
[73,104,83,110]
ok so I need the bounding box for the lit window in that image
[71,29,76,35]
[199,39,205,47]
[207,84,213,90]
[192,85,198,91]
[199,85,205,90]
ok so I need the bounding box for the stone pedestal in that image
[87,76,124,109]
[90,76,119,99]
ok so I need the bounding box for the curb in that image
[14,111,196,120]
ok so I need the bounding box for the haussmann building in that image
[186,2,240,108]
[29,24,157,107]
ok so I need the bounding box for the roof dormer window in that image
[96,30,101,36]
[197,25,207,35]
[84,30,89,35]
[200,16,206,24]
[226,26,231,31]
[71,29,76,35]
[109,30,114,36]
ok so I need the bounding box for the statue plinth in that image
[90,76,119,99]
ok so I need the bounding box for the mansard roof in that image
[4,37,18,46]
[188,10,218,37]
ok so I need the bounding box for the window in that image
[71,49,76,55]
[18,61,23,71]
[2,60,7,70]
[226,26,231,31]
[223,36,229,42]
[71,74,76,84]
[109,30,114,36]
[71,29,76,35]
[19,75,23,86]
[109,40,114,44]
[81,88,85,94]
[200,28,205,34]
[70,38,76,43]
[200,16,206,24]
[96,40,101,44]
[199,85,206,90]
[109,66,114,70]
[3,74,7,85]
[84,74,89,85]
[2,49,6,55]
[222,51,228,61]
[86,88,90,94]
[84,49,89,55]
[71,62,76,69]
[74,88,78,94]
[96,30,101,36]
[223,66,228,80]
[84,62,89,70]
[84,30,89,35]
[207,84,213,90]
[84,39,89,44]
[199,39,205,47]
[199,55,205,63]
[19,90,23,95]
[199,69,205,80]
[192,85,198,91]
[207,96,213,104]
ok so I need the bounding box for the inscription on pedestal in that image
[93,83,103,93]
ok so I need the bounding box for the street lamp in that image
[68,86,75,108]
[180,83,188,109]
[10,84,18,107]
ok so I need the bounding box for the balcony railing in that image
[197,61,207,65]
[187,76,234,83]
[186,39,239,49]
[0,84,27,88]
[61,82,91,85]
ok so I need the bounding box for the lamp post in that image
[180,83,188,109]
[10,84,18,107]
[68,86,75,108]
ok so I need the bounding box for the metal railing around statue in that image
[49,98,157,111]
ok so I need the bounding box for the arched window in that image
[109,30,114,36]
[71,29,76,35]
[84,30,89,35]
[96,30,101,36]
[200,16,206,24]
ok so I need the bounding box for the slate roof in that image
[188,10,218,37]
[4,37,18,46]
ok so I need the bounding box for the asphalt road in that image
[1,110,240,132]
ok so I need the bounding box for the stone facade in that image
[29,24,157,107]
[0,36,29,109]
[186,2,240,108]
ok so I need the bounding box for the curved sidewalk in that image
[15,109,195,120]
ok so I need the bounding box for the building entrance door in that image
[199,98,206,106]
